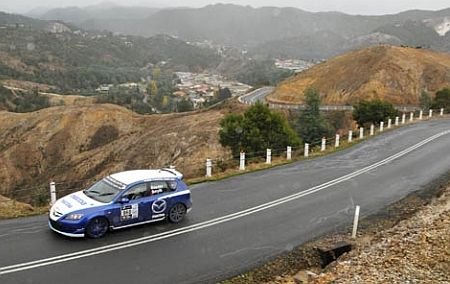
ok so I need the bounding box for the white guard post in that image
[352,205,361,239]
[206,159,212,177]
[266,149,272,164]
[50,181,56,205]
[239,152,245,171]
[287,146,292,160]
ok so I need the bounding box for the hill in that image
[0,12,221,93]
[0,102,245,203]
[40,4,160,33]
[38,4,450,59]
[269,45,450,105]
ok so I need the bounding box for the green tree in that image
[177,99,194,112]
[419,91,432,111]
[218,87,232,101]
[219,113,245,157]
[219,102,300,158]
[352,99,398,127]
[432,88,450,109]
[296,88,333,143]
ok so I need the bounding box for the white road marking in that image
[1,130,449,275]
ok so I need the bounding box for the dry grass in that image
[0,195,49,220]
[269,45,450,105]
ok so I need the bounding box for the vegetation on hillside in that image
[0,21,221,93]
[432,88,450,109]
[353,100,398,127]
[0,85,50,112]
[43,5,450,59]
[294,89,334,144]
[232,59,294,87]
[219,102,300,157]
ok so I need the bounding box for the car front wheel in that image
[168,203,187,223]
[85,217,109,238]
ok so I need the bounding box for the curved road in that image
[239,87,274,104]
[1,119,450,283]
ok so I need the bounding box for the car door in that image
[111,182,152,227]
[145,180,176,221]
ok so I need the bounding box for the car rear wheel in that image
[168,203,187,223]
[85,217,109,238]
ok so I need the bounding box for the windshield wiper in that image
[98,192,115,196]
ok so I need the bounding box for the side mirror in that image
[119,197,129,204]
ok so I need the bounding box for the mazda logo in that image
[152,200,167,214]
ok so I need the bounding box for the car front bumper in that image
[48,219,85,238]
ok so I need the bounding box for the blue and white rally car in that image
[49,169,192,238]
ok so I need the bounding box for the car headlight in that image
[65,214,84,220]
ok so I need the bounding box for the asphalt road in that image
[1,118,449,283]
[239,87,274,104]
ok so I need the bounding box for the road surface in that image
[1,118,449,283]
[239,87,274,104]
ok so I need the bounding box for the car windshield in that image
[83,180,121,203]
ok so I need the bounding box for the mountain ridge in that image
[35,4,450,59]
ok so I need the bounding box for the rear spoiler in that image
[160,168,184,180]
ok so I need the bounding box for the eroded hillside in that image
[0,102,244,202]
[269,45,450,105]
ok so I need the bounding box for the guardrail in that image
[268,103,421,112]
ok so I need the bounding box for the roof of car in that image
[108,169,183,186]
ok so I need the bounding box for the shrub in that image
[353,99,398,127]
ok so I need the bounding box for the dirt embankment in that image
[270,45,450,106]
[309,183,450,283]
[0,101,246,202]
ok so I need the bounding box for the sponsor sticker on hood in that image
[50,191,105,220]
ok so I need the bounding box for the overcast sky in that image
[1,0,450,15]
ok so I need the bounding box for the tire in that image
[85,217,109,238]
[168,203,187,223]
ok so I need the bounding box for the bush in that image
[353,99,398,127]
[432,88,450,109]
[219,102,300,158]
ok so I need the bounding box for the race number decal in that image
[121,204,139,221]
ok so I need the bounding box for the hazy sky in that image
[1,0,450,15]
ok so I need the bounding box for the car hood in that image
[49,191,105,221]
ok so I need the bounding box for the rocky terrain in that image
[0,101,245,203]
[221,177,450,284]
[269,45,450,106]
[310,183,450,284]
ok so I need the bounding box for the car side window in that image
[167,180,177,191]
[149,180,175,195]
[123,183,149,200]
